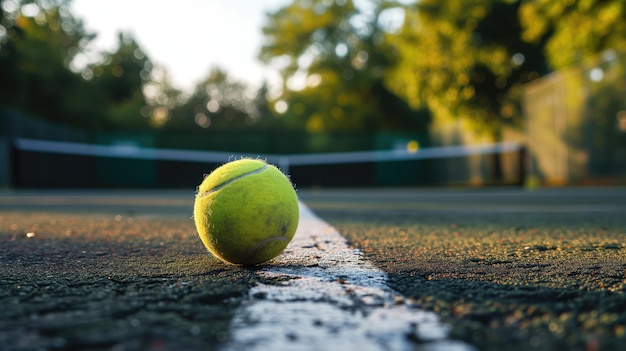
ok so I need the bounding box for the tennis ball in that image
[194,159,299,265]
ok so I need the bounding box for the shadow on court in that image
[1,188,625,350]
[304,187,626,351]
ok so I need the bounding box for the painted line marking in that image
[222,203,476,351]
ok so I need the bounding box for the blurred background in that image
[0,0,625,189]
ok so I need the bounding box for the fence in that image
[523,49,626,185]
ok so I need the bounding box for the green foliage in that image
[385,0,545,138]
[163,67,272,132]
[140,65,182,128]
[260,0,430,133]
[3,0,624,140]
[0,0,106,128]
[520,0,626,69]
[89,32,153,130]
[0,0,157,130]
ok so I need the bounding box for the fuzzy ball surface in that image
[194,159,299,265]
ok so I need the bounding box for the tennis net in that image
[11,137,525,188]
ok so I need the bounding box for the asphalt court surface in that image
[1,187,625,350]
[305,187,626,351]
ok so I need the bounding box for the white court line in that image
[222,203,476,351]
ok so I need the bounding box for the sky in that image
[71,0,291,92]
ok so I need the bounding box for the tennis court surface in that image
[1,187,625,350]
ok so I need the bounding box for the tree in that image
[520,0,626,69]
[519,0,626,177]
[142,64,183,128]
[385,0,545,138]
[0,0,106,128]
[89,32,153,130]
[164,67,262,131]
[259,0,429,133]
[0,1,165,131]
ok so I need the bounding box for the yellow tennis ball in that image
[194,159,299,265]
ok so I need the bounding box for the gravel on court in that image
[2,188,625,351]
[305,188,626,351]
[0,209,258,351]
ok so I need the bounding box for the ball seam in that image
[197,164,269,198]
